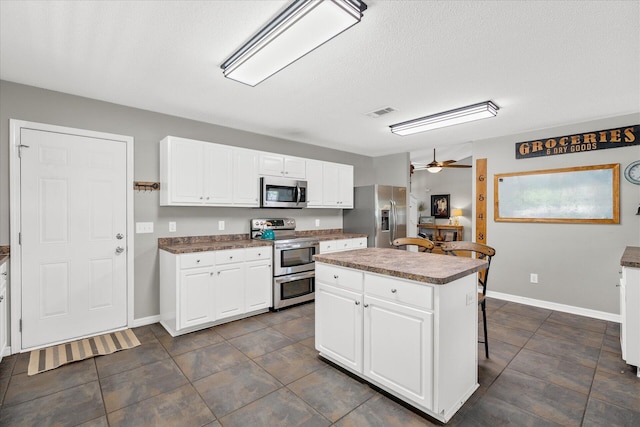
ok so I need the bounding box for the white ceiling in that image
[1,1,639,165]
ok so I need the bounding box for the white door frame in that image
[9,119,135,353]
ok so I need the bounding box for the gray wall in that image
[0,80,376,319]
[475,113,640,314]
[410,157,473,241]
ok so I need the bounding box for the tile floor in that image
[1,298,639,426]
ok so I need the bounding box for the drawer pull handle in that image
[196,259,200,263]
[355,301,360,305]
[229,256,233,260]
[333,275,339,279]
[364,303,369,308]
[391,289,397,293]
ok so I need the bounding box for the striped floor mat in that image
[27,329,140,376]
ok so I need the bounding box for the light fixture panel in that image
[390,101,499,136]
[222,0,366,86]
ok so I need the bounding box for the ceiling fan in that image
[412,149,472,174]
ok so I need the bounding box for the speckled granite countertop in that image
[158,232,368,254]
[621,246,640,268]
[314,248,487,285]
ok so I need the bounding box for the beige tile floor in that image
[1,298,639,426]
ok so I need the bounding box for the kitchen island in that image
[313,248,487,423]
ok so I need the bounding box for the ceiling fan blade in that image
[441,164,472,168]
[441,160,457,165]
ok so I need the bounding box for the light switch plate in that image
[169,222,176,232]
[218,220,225,231]
[315,219,320,227]
[136,222,154,234]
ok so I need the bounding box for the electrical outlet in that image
[136,222,154,234]
[218,220,225,231]
[315,219,320,227]
[169,222,176,232]
[530,273,538,284]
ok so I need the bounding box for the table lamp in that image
[451,209,463,226]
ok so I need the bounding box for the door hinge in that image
[18,144,30,158]
[18,232,21,245]
[19,319,22,332]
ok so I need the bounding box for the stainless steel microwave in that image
[261,177,307,208]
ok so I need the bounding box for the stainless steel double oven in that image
[251,218,318,310]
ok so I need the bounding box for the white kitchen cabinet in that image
[620,262,640,377]
[322,162,354,208]
[306,159,324,207]
[0,260,7,362]
[180,267,215,329]
[364,294,434,410]
[160,247,272,336]
[319,237,367,254]
[233,148,260,206]
[315,262,477,423]
[259,153,306,179]
[316,282,363,372]
[160,136,259,207]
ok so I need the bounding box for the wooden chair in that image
[392,237,435,253]
[440,241,496,358]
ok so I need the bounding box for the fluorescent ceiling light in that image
[390,101,499,136]
[221,0,367,86]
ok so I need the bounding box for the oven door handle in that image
[274,270,316,283]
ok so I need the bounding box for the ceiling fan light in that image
[390,101,499,136]
[221,0,367,86]
[426,166,442,173]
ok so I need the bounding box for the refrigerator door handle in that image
[390,200,396,244]
[393,200,398,242]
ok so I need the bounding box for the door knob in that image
[116,233,124,239]
[115,246,125,254]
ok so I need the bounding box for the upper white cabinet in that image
[322,162,354,208]
[306,160,354,209]
[259,153,306,179]
[160,136,258,207]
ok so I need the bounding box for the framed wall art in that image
[431,194,450,218]
[495,163,619,224]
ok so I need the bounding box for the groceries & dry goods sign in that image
[515,124,639,159]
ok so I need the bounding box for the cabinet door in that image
[363,295,433,410]
[322,163,340,207]
[170,139,205,204]
[179,268,214,329]
[620,275,626,361]
[215,264,245,320]
[246,260,272,311]
[203,144,233,204]
[284,157,306,179]
[259,153,285,177]
[316,283,363,372]
[338,165,354,208]
[233,149,260,206]
[306,160,323,207]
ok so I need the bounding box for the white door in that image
[20,128,128,349]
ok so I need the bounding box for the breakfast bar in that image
[313,248,487,423]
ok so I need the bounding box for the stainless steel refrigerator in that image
[343,185,407,249]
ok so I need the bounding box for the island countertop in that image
[621,246,640,268]
[314,247,487,285]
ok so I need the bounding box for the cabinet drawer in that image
[316,263,363,292]
[350,237,367,249]
[216,248,245,265]
[246,246,272,262]
[180,252,215,269]
[365,273,433,310]
[320,239,348,253]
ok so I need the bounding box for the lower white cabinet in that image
[160,247,272,336]
[319,237,367,254]
[315,262,477,423]
[620,264,640,377]
[0,260,7,362]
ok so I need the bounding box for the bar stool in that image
[392,237,435,253]
[441,241,496,358]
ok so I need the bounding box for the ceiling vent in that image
[365,106,397,118]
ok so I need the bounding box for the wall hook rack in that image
[134,181,160,192]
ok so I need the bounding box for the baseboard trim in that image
[131,314,161,328]
[486,290,621,323]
